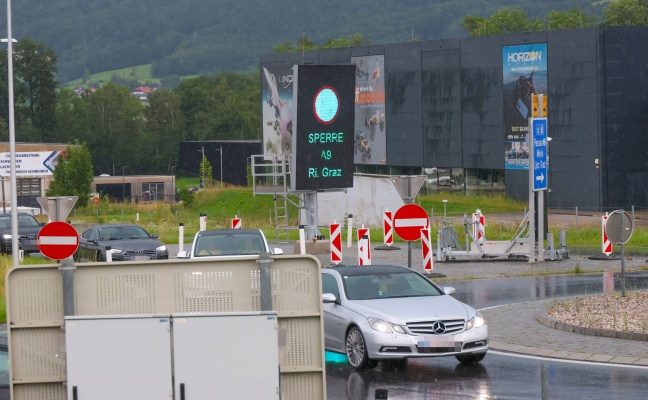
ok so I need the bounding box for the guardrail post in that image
[257,252,273,311]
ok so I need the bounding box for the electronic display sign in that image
[291,65,355,191]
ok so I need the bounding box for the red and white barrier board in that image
[231,216,242,229]
[357,227,371,265]
[472,210,485,243]
[330,223,342,264]
[602,214,612,255]
[421,228,433,270]
[383,210,393,246]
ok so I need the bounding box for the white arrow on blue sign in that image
[532,118,548,191]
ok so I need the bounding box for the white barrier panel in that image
[6,256,327,400]
[199,214,207,231]
[357,227,371,265]
[231,216,242,229]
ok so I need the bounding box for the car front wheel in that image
[346,327,376,369]
[455,352,486,364]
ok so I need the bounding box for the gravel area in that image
[547,290,648,335]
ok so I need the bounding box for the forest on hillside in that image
[0,0,605,83]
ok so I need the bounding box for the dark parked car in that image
[0,212,45,254]
[0,340,8,400]
[76,224,168,262]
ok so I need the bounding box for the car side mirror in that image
[151,234,159,238]
[443,286,456,295]
[177,251,189,259]
[272,247,284,255]
[322,293,338,304]
[40,222,47,226]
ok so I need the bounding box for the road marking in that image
[489,350,648,370]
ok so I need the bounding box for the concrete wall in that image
[317,174,404,227]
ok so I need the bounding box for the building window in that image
[142,182,165,202]
[17,179,41,196]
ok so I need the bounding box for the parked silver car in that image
[321,265,488,369]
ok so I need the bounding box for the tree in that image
[199,155,213,187]
[602,0,648,26]
[13,38,58,142]
[85,83,146,175]
[322,33,370,49]
[461,7,595,36]
[144,88,184,174]
[546,9,599,30]
[46,142,95,207]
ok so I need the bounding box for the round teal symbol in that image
[314,86,339,124]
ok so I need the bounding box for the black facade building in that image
[260,27,648,210]
[178,141,261,187]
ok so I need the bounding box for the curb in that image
[535,310,648,342]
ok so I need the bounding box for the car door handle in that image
[180,383,185,399]
[72,386,78,400]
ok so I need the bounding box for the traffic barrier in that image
[383,210,393,246]
[602,214,612,255]
[231,216,242,229]
[472,209,485,243]
[421,228,433,270]
[330,222,342,265]
[357,226,371,265]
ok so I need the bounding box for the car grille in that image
[123,250,157,260]
[18,234,38,243]
[406,319,465,335]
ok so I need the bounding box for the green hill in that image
[0,0,604,83]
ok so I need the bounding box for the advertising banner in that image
[0,151,62,176]
[352,55,386,165]
[261,63,294,157]
[503,44,547,170]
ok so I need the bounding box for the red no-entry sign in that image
[393,204,429,241]
[37,221,79,260]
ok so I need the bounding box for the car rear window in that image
[194,233,265,256]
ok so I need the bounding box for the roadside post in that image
[178,223,184,254]
[421,227,433,270]
[231,215,242,229]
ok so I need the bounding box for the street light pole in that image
[122,166,128,202]
[198,146,205,188]
[171,165,176,201]
[6,0,19,266]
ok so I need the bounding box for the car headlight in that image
[2,234,11,239]
[109,248,123,254]
[466,311,485,330]
[156,245,167,252]
[368,317,406,334]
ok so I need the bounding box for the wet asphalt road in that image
[324,272,648,400]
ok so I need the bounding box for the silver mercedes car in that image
[321,265,488,369]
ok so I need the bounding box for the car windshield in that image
[97,226,150,240]
[0,215,40,229]
[343,272,443,300]
[194,233,265,257]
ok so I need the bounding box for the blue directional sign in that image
[532,118,548,191]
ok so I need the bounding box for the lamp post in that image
[6,0,19,265]
[122,166,128,202]
[214,146,223,187]
[171,165,176,201]
[198,146,205,188]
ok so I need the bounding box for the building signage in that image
[0,151,63,176]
